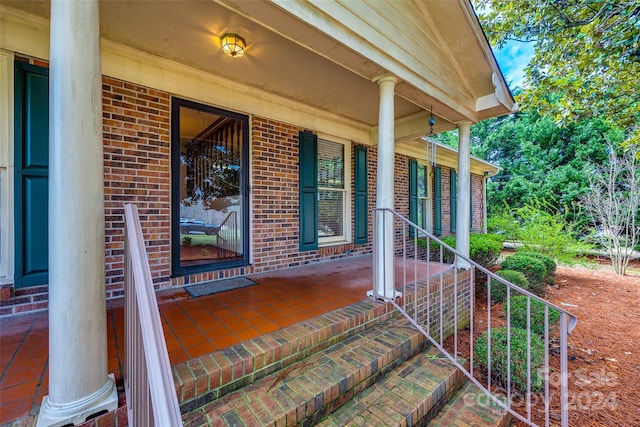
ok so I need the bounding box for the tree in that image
[581,142,639,275]
[474,0,640,147]
[472,112,616,229]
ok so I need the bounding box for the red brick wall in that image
[1,66,487,316]
[102,78,172,298]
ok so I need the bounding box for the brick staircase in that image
[175,297,511,426]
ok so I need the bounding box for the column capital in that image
[456,120,473,130]
[374,74,398,87]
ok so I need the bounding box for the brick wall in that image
[1,66,487,316]
[102,77,172,298]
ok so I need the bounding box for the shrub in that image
[418,233,504,268]
[506,295,560,337]
[182,236,192,246]
[474,327,545,391]
[501,254,546,296]
[516,251,557,277]
[469,234,505,267]
[490,270,529,303]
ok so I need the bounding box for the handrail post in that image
[560,312,569,427]
[124,204,183,427]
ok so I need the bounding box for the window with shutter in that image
[434,166,442,236]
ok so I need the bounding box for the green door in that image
[14,63,49,287]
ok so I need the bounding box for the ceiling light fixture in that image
[221,33,246,58]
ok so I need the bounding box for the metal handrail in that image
[372,208,577,427]
[124,204,183,426]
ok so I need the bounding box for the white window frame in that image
[317,137,351,246]
[417,162,433,234]
[0,50,15,283]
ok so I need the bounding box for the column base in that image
[367,289,402,300]
[36,374,118,427]
[455,259,471,270]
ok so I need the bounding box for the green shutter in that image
[354,146,368,244]
[408,159,418,237]
[434,166,442,236]
[14,63,50,287]
[450,169,457,233]
[299,131,318,251]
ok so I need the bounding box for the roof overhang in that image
[1,0,516,145]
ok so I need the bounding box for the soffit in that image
[2,0,514,130]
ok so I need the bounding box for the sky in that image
[494,40,535,89]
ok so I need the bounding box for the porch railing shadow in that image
[372,208,578,427]
[124,204,183,426]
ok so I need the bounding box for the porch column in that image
[455,121,472,269]
[371,76,399,298]
[37,0,117,425]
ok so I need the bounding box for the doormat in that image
[185,277,257,297]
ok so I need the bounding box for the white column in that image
[37,0,117,425]
[370,76,400,299]
[455,121,472,269]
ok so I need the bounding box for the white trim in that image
[0,49,14,282]
[317,137,352,246]
[0,6,371,147]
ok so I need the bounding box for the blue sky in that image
[494,40,535,88]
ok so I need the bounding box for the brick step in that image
[429,382,511,427]
[174,298,398,412]
[317,350,465,426]
[181,317,429,426]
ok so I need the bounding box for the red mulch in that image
[443,259,640,426]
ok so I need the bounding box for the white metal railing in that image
[124,204,183,426]
[215,210,240,259]
[372,208,578,427]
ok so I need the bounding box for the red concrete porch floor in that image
[0,255,449,425]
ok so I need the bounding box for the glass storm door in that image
[171,98,249,275]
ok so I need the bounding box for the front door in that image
[14,62,49,287]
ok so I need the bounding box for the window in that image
[317,139,348,243]
[416,163,428,230]
[409,160,431,235]
[299,132,356,250]
[171,98,249,275]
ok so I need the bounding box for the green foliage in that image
[475,114,616,232]
[516,251,557,277]
[418,234,504,268]
[487,204,520,241]
[490,270,529,304]
[488,200,592,263]
[182,236,192,247]
[474,327,545,392]
[474,1,639,148]
[501,254,546,296]
[469,234,505,267]
[506,295,560,337]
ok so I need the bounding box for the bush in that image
[474,327,545,391]
[516,251,557,277]
[418,233,504,268]
[490,270,529,303]
[506,295,560,337]
[470,234,505,267]
[501,254,546,296]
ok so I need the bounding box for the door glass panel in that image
[176,104,244,269]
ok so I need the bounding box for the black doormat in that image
[185,277,257,297]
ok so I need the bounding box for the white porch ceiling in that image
[2,0,515,137]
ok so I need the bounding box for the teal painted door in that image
[14,63,49,287]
